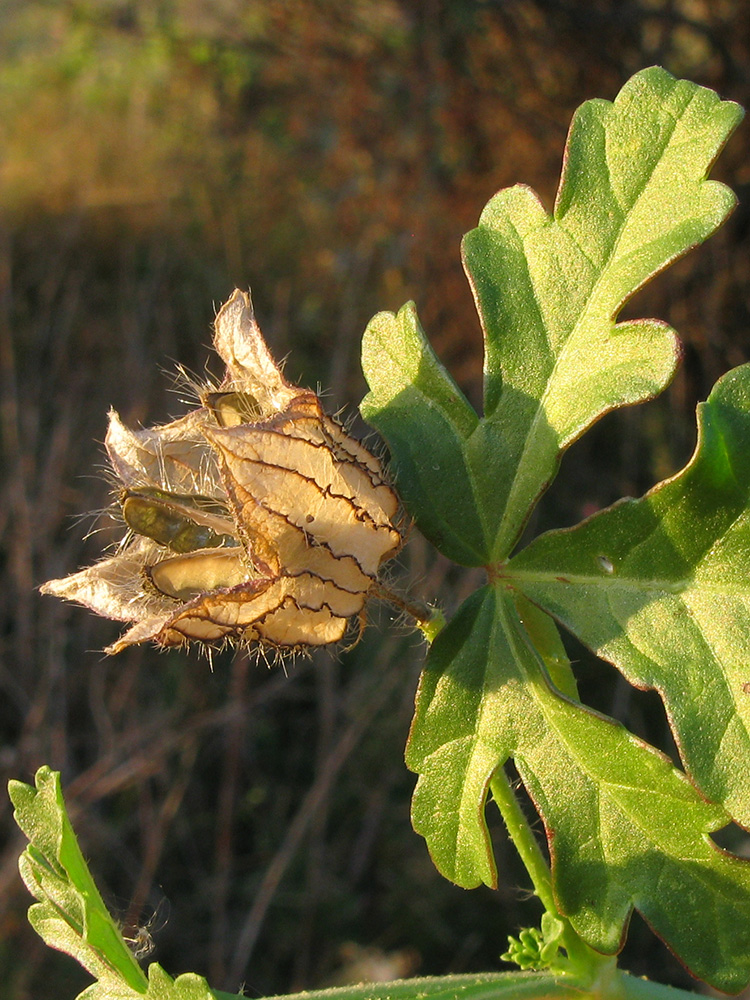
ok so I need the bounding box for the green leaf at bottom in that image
[9,766,219,1000]
[6,768,585,1000]
[10,766,147,993]
[406,588,750,992]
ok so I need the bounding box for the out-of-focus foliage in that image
[1,2,749,998]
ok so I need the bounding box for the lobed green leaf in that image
[361,68,742,565]
[406,588,750,992]
[10,766,148,993]
[508,362,750,829]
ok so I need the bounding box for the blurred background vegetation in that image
[1,1,749,997]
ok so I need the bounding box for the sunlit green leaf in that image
[406,588,750,992]
[508,362,750,828]
[363,67,750,991]
[362,68,742,565]
[10,766,147,994]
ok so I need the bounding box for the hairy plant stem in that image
[489,769,556,913]
[372,583,446,642]
[489,767,708,999]
[488,769,609,976]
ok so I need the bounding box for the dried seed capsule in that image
[41,289,403,654]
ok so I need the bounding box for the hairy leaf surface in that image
[407,590,750,991]
[362,68,741,565]
[509,363,750,828]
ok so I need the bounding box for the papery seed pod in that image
[42,289,403,654]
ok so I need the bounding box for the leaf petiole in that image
[489,769,607,978]
[372,582,447,644]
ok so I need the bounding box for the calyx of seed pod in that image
[42,289,402,654]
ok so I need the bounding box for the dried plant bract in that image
[42,289,402,654]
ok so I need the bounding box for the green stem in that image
[489,768,557,914]
[489,768,608,976]
[372,583,446,643]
